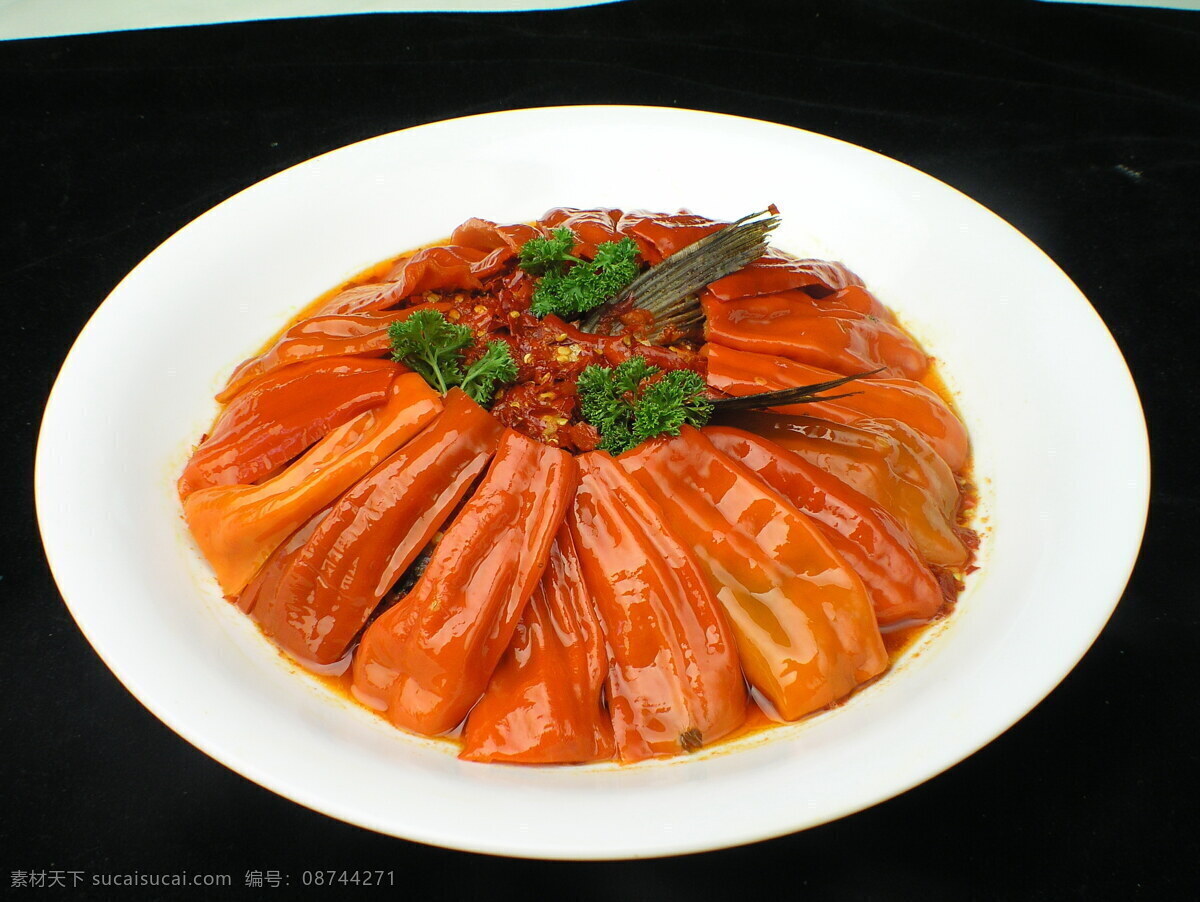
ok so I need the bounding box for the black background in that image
[3,0,1198,898]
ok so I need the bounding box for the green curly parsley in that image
[459,338,518,405]
[517,227,578,273]
[518,227,641,319]
[387,310,516,405]
[577,357,714,455]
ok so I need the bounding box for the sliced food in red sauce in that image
[180,206,980,765]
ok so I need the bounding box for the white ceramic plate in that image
[36,106,1149,859]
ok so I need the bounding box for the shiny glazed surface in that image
[178,205,978,765]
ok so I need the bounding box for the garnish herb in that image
[517,227,578,273]
[458,338,519,405]
[577,357,714,455]
[388,310,516,405]
[518,228,641,319]
[387,310,470,395]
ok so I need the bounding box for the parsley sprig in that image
[518,228,640,319]
[387,310,517,405]
[518,228,578,272]
[577,357,714,455]
[459,339,518,404]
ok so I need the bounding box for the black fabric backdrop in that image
[3,0,1197,898]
